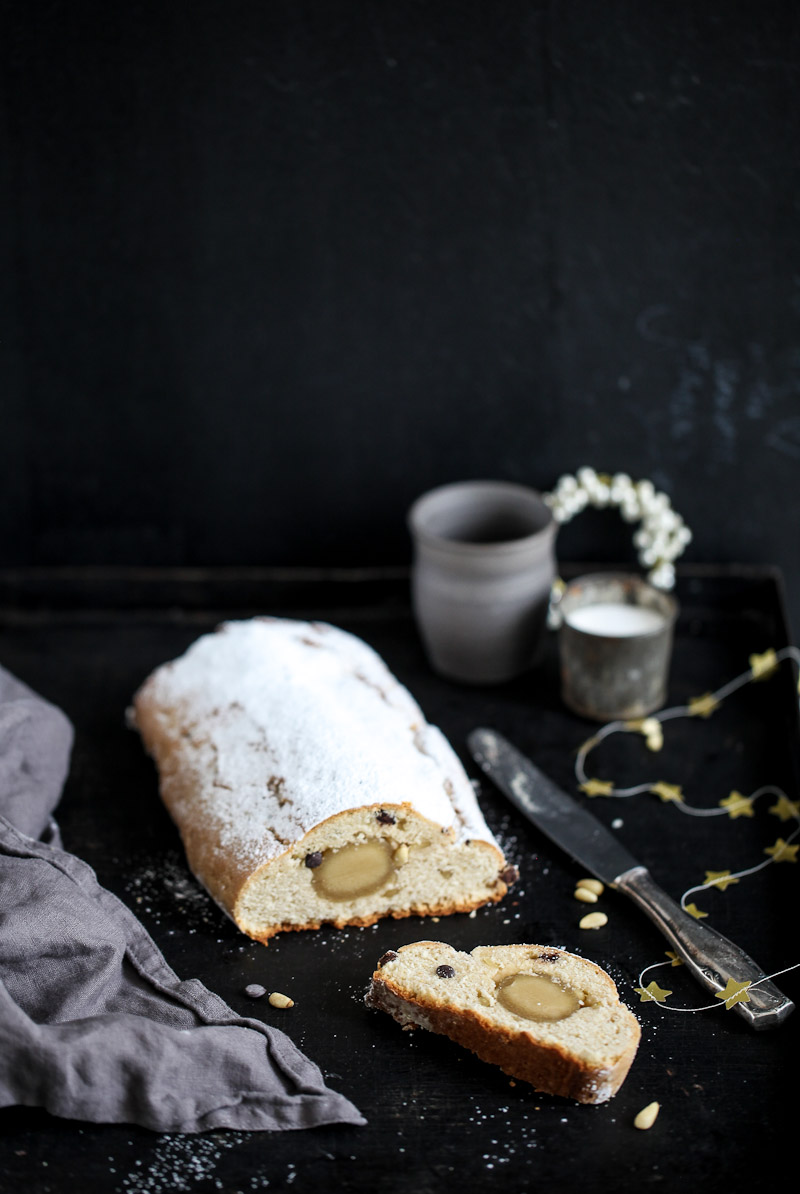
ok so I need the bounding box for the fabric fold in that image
[0,665,365,1133]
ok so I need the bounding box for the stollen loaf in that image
[132,618,515,943]
[366,942,641,1103]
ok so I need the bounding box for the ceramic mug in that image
[407,480,557,684]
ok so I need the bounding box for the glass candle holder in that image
[556,571,678,720]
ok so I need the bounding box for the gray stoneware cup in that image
[407,480,557,684]
[556,572,678,721]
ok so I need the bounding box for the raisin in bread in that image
[131,618,514,943]
[366,941,640,1103]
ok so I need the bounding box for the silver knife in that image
[468,727,795,1030]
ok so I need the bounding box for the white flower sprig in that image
[543,467,691,590]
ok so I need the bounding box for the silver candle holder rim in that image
[551,570,680,637]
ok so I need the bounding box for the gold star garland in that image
[572,645,800,1015]
[634,980,672,1003]
[719,791,754,819]
[703,869,739,891]
[687,692,720,718]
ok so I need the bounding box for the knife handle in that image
[615,865,795,1030]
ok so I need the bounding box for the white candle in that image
[565,601,665,638]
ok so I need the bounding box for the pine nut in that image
[634,1102,660,1130]
[574,887,598,903]
[579,911,608,930]
[394,843,410,865]
[268,992,294,1008]
[576,877,605,896]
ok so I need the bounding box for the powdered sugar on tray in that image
[113,1132,246,1193]
[124,850,225,932]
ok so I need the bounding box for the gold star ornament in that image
[703,869,739,892]
[635,981,672,1004]
[580,778,615,797]
[769,795,800,823]
[684,902,708,920]
[714,978,752,1009]
[749,649,779,681]
[650,781,683,803]
[719,790,755,819]
[688,692,720,718]
[764,838,799,863]
[665,951,684,967]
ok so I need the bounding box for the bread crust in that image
[366,942,641,1104]
[133,693,256,915]
[241,895,504,945]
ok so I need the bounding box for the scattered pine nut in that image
[268,992,294,1009]
[579,911,608,930]
[576,878,604,896]
[394,843,410,865]
[574,887,598,903]
[634,1102,660,1130]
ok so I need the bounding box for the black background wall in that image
[2,3,799,620]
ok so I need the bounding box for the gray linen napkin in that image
[0,665,365,1132]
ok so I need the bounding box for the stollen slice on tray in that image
[366,941,641,1104]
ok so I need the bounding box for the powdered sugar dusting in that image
[136,619,501,876]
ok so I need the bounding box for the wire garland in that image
[571,646,800,1014]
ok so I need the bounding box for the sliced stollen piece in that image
[366,942,641,1103]
[131,618,514,943]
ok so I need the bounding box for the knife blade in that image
[469,727,795,1030]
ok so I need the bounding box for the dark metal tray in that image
[0,565,797,1193]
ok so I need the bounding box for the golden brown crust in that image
[133,686,257,915]
[370,980,638,1102]
[366,944,641,1104]
[245,888,509,944]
